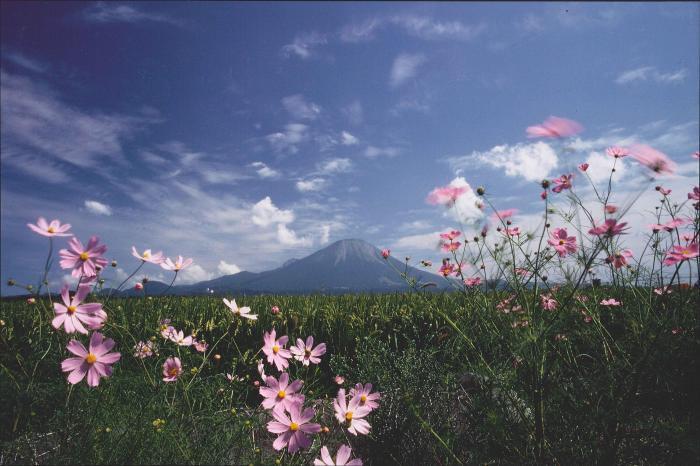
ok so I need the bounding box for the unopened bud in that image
[111,260,118,267]
[7,279,16,287]
[541,179,550,189]
[476,186,485,196]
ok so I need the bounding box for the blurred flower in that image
[349,383,380,411]
[629,144,676,175]
[464,277,482,287]
[606,249,633,269]
[551,174,573,193]
[260,372,304,411]
[490,209,517,225]
[160,255,193,272]
[663,243,699,266]
[61,332,120,387]
[441,241,461,252]
[27,218,72,237]
[381,249,390,259]
[504,227,521,237]
[314,445,363,466]
[168,329,193,347]
[162,357,182,382]
[193,339,208,353]
[134,283,143,291]
[653,286,672,295]
[27,297,36,304]
[52,284,107,334]
[334,375,345,385]
[604,204,618,214]
[59,236,108,278]
[262,329,292,371]
[547,228,577,257]
[526,116,583,139]
[334,389,371,435]
[606,146,629,159]
[578,163,589,172]
[439,230,461,241]
[267,402,321,453]
[600,298,622,306]
[426,185,468,206]
[290,336,326,366]
[540,294,558,311]
[257,359,266,380]
[688,187,699,201]
[160,325,176,339]
[655,186,671,195]
[589,219,628,237]
[131,247,165,264]
[271,305,280,315]
[223,298,258,320]
[133,341,155,358]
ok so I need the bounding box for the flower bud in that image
[111,260,117,267]
[476,186,485,196]
[541,179,550,189]
[7,279,15,287]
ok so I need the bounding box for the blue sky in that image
[1,2,698,294]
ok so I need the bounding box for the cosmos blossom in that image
[314,445,363,466]
[439,230,461,241]
[688,187,699,201]
[131,247,165,264]
[464,277,482,287]
[290,336,326,366]
[59,236,108,278]
[589,219,629,237]
[162,357,182,382]
[551,174,574,193]
[61,332,121,387]
[629,144,677,175]
[167,329,193,346]
[547,228,577,257]
[540,294,558,311]
[223,298,258,320]
[27,217,72,237]
[606,146,629,159]
[133,341,155,359]
[426,185,469,206]
[193,339,208,352]
[267,402,321,454]
[259,372,304,411]
[655,186,671,195]
[52,284,107,334]
[600,298,622,306]
[381,249,390,259]
[334,388,372,435]
[441,241,461,252]
[526,116,583,139]
[349,383,381,411]
[578,163,589,172]
[662,243,699,266]
[262,329,292,371]
[606,249,633,269]
[160,255,193,272]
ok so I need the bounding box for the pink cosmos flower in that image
[131,247,165,264]
[547,228,577,257]
[27,217,72,237]
[504,227,521,237]
[160,255,193,272]
[552,174,573,194]
[439,261,456,277]
[578,163,589,172]
[655,186,671,196]
[162,356,182,382]
[514,268,531,277]
[441,241,461,252]
[61,332,120,387]
[267,402,321,453]
[600,298,622,306]
[629,144,677,175]
[223,298,258,320]
[271,305,280,315]
[439,230,461,241]
[262,329,292,371]
[606,146,629,159]
[290,336,326,366]
[314,445,363,466]
[160,325,176,340]
[605,204,618,214]
[694,151,700,160]
[589,219,629,237]
[688,187,699,201]
[259,372,304,411]
[193,339,208,353]
[663,243,699,266]
[540,190,547,200]
[426,185,469,206]
[59,236,108,278]
[526,116,583,139]
[540,294,558,311]
[52,284,107,334]
[349,383,381,411]
[381,249,390,259]
[168,329,193,346]
[333,389,372,435]
[133,341,155,358]
[653,286,672,296]
[490,209,517,224]
[257,359,267,381]
[134,283,144,291]
[27,297,36,304]
[606,249,633,269]
[334,375,345,385]
[464,277,482,287]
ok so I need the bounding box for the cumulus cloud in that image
[446,177,486,225]
[390,53,426,88]
[84,200,112,216]
[364,146,400,158]
[179,264,212,284]
[296,178,327,192]
[282,94,321,120]
[450,142,559,182]
[320,225,331,244]
[340,131,359,145]
[318,158,352,174]
[251,197,294,226]
[277,224,313,247]
[250,161,280,179]
[281,31,327,59]
[615,66,687,85]
[392,231,442,251]
[217,260,241,275]
[265,123,308,154]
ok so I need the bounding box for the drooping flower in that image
[314,445,363,466]
[578,163,589,172]
[61,332,121,387]
[333,389,372,435]
[540,294,558,311]
[655,186,671,196]
[27,218,72,237]
[547,228,577,257]
[606,249,633,269]
[262,329,292,371]
[160,255,193,272]
[349,383,381,411]
[464,277,482,287]
[52,284,107,334]
[526,116,583,139]
[59,236,108,278]
[504,227,521,237]
[426,185,469,206]
[162,357,182,382]
[688,187,699,201]
[267,402,321,453]
[131,247,165,264]
[290,336,326,366]
[167,329,193,347]
[589,219,629,237]
[223,298,258,320]
[629,144,677,175]
[600,298,622,306]
[551,174,573,193]
[259,372,304,411]
[133,341,155,359]
[663,243,699,266]
[606,146,629,159]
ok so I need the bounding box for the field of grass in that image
[2,287,698,465]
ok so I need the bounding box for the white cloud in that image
[251,197,294,226]
[582,151,628,184]
[615,66,687,85]
[265,123,308,154]
[320,225,331,244]
[318,158,352,174]
[84,200,112,216]
[277,224,313,247]
[392,231,442,251]
[250,161,280,179]
[390,15,486,41]
[390,53,426,88]
[296,178,327,192]
[342,101,364,125]
[339,18,383,42]
[446,177,486,225]
[82,2,182,26]
[281,31,327,59]
[340,131,359,145]
[3,51,48,74]
[365,146,399,158]
[217,260,241,275]
[451,142,559,183]
[282,94,321,120]
[179,264,212,284]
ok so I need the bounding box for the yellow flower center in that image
[79,252,90,261]
[67,306,77,314]
[304,349,311,357]
[85,353,97,364]
[47,226,56,233]
[169,368,179,377]
[277,390,286,399]
[345,412,353,421]
[143,251,150,258]
[272,345,280,354]
[682,249,689,255]
[559,240,565,245]
[289,422,299,431]
[360,394,367,403]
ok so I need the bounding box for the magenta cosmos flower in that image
[160,255,193,272]
[629,144,677,175]
[547,228,577,257]
[61,332,121,387]
[27,217,72,237]
[464,277,482,287]
[439,230,461,241]
[551,174,573,193]
[133,341,155,359]
[689,187,699,201]
[223,298,258,320]
[314,445,363,466]
[267,402,321,453]
[334,388,372,435]
[349,383,381,411]
[600,298,622,306]
[441,241,461,252]
[380,249,390,259]
[262,329,292,371]
[59,236,108,278]
[589,219,629,237]
[540,294,558,311]
[131,247,165,264]
[606,249,633,269]
[663,243,699,266]
[290,336,327,366]
[259,372,304,410]
[578,163,589,172]
[52,284,107,334]
[162,356,183,382]
[526,116,583,139]
[606,146,629,159]
[426,185,469,206]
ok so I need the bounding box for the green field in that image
[1,289,698,465]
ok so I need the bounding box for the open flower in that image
[27,217,72,237]
[349,383,381,411]
[267,402,321,454]
[59,236,108,278]
[464,277,482,287]
[629,144,677,175]
[333,388,372,435]
[540,294,558,311]
[441,241,461,252]
[314,445,363,466]
[262,329,292,371]
[663,243,699,266]
[547,228,577,257]
[162,356,182,382]
[160,255,193,272]
[160,325,176,339]
[600,298,622,306]
[689,187,700,201]
[439,230,461,241]
[526,116,583,139]
[606,249,633,269]
[131,247,165,264]
[290,336,326,366]
[551,174,573,193]
[61,332,120,387]
[133,341,155,359]
[589,219,629,237]
[578,163,589,172]
[426,185,468,206]
[52,284,107,334]
[167,329,193,346]
[259,372,304,411]
[223,298,257,320]
[606,146,629,159]
[193,339,208,353]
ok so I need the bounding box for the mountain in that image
[112,239,448,296]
